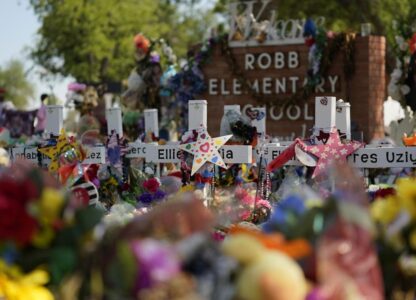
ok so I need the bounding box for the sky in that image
[0,0,71,109]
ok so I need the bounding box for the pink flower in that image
[238,209,252,221]
[256,199,272,209]
[326,31,335,39]
[235,187,248,199]
[241,195,255,206]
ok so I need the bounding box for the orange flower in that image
[134,34,150,53]
[229,225,311,259]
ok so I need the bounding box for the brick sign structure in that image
[200,36,385,142]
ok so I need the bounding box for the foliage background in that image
[27,0,416,85]
[0,59,35,108]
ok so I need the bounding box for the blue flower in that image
[303,18,316,37]
[1,244,17,265]
[138,192,153,204]
[201,169,214,178]
[279,194,306,215]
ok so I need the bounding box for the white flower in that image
[400,84,411,95]
[405,56,411,65]
[400,42,408,52]
[395,35,405,45]
[391,68,403,80]
[388,81,401,99]
[396,58,402,68]
[145,166,154,175]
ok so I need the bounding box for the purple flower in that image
[131,239,180,291]
[91,178,100,188]
[153,189,166,200]
[138,192,153,204]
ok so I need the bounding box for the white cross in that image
[9,105,106,166]
[263,97,416,170]
[126,100,252,165]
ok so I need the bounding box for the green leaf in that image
[49,247,77,285]
[75,207,105,232]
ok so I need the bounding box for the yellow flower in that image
[37,188,65,224]
[410,229,416,251]
[396,177,416,219]
[32,224,55,249]
[179,185,195,193]
[370,195,400,224]
[0,260,54,300]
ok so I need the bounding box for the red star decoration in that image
[298,129,363,178]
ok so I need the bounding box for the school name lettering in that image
[208,51,340,97]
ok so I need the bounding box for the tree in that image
[29,0,215,83]
[0,59,35,108]
[213,0,413,45]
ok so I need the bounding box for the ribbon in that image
[266,139,301,172]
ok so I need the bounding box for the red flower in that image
[409,33,416,54]
[374,187,396,199]
[305,37,315,47]
[143,178,160,193]
[0,178,38,203]
[0,194,37,245]
[121,182,130,191]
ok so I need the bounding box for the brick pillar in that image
[349,36,385,141]
[200,36,386,142]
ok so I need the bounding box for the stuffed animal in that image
[222,233,308,300]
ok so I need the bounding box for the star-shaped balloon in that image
[298,129,363,178]
[38,129,76,172]
[179,128,231,175]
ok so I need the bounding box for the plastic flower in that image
[153,190,166,200]
[130,239,180,291]
[400,84,411,95]
[374,187,396,199]
[0,193,37,246]
[279,195,306,215]
[143,178,160,194]
[36,188,65,224]
[0,260,53,300]
[239,209,252,221]
[410,229,416,250]
[409,33,416,54]
[241,194,255,206]
[235,187,249,199]
[396,36,408,51]
[31,226,54,249]
[396,177,416,219]
[391,68,403,81]
[138,193,153,204]
[134,34,150,53]
[370,195,400,224]
[256,199,272,209]
[179,185,195,193]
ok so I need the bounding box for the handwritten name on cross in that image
[263,96,416,169]
[9,105,106,166]
[126,100,253,165]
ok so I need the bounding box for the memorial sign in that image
[201,0,385,142]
